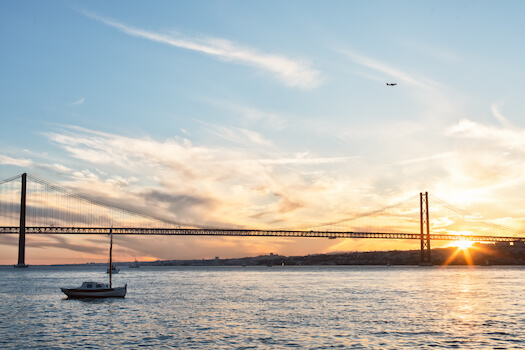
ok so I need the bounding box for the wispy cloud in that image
[397,152,455,166]
[206,100,288,130]
[433,117,525,207]
[45,126,208,179]
[340,50,433,89]
[259,154,354,165]
[0,152,101,182]
[82,11,322,89]
[70,98,85,106]
[37,125,378,229]
[338,48,466,136]
[491,103,513,128]
[0,155,33,167]
[195,119,274,147]
[447,119,525,150]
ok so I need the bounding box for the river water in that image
[1,265,524,349]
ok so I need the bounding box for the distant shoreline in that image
[3,243,525,267]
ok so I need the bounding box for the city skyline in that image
[2,1,525,264]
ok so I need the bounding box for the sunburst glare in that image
[453,240,475,250]
[443,240,478,266]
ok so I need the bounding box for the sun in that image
[454,240,475,250]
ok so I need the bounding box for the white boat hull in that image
[61,285,127,298]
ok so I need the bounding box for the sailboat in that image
[61,229,127,298]
[129,258,140,268]
[107,263,120,274]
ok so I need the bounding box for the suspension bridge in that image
[1,173,524,267]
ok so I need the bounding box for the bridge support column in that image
[15,173,28,268]
[419,192,432,266]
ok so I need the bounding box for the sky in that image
[2,1,525,265]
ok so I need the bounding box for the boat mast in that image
[109,228,113,288]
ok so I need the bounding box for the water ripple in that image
[1,266,525,349]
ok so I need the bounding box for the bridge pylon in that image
[419,191,432,266]
[14,173,28,268]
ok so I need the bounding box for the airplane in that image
[386,83,397,86]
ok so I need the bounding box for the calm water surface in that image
[1,265,525,349]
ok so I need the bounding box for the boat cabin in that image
[79,281,110,290]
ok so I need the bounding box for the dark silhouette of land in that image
[10,241,525,267]
[148,241,525,267]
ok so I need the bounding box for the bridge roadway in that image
[1,226,524,243]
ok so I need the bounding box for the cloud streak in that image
[0,155,33,167]
[195,119,274,147]
[83,11,322,89]
[340,50,433,89]
[447,119,525,150]
[258,155,354,165]
[491,103,513,128]
[70,98,85,106]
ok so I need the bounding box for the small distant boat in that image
[107,263,120,274]
[61,229,127,299]
[129,259,140,268]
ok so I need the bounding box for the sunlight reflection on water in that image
[1,265,525,349]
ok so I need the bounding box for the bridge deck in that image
[1,226,524,242]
